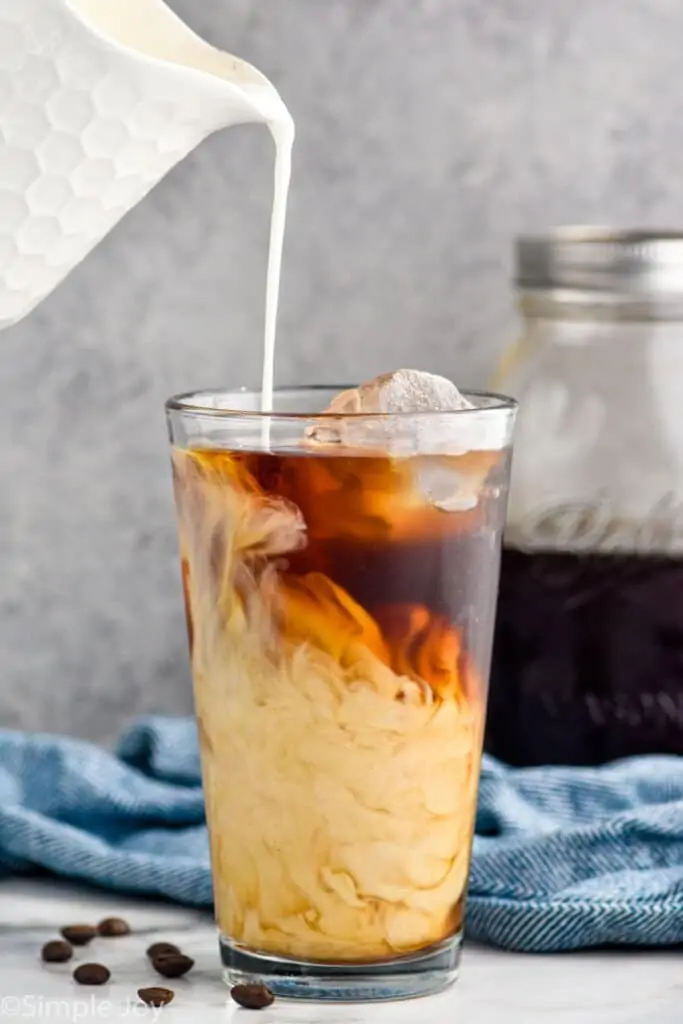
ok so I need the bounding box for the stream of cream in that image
[261,120,294,417]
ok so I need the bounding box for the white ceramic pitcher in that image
[0,0,293,328]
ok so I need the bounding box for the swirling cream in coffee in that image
[172,425,508,963]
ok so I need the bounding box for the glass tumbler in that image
[166,386,516,1001]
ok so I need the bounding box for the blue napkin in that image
[0,717,681,953]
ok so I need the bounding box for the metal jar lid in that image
[516,228,683,299]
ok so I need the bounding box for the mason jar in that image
[489,229,683,765]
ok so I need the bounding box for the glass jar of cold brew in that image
[489,229,683,765]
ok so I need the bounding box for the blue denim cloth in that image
[0,717,681,952]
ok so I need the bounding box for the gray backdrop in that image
[3,0,681,741]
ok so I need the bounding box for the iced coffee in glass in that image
[166,375,516,1000]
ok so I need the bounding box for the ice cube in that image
[326,370,474,416]
[414,460,479,512]
[305,370,474,454]
[413,451,501,512]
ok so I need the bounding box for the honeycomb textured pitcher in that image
[0,0,292,328]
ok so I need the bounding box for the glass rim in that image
[165,385,518,420]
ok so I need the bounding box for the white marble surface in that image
[0,880,679,1023]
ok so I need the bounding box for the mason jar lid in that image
[516,228,683,298]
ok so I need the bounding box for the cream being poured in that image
[261,118,294,414]
[70,0,296,415]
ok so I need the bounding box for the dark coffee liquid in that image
[489,547,683,765]
[237,448,509,688]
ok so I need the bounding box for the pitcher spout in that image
[0,0,293,329]
[67,0,294,131]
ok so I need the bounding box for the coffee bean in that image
[41,940,73,963]
[152,953,194,978]
[97,917,130,937]
[230,983,275,1010]
[73,963,110,986]
[138,987,175,1007]
[146,942,181,960]
[61,925,97,946]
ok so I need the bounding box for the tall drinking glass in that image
[166,386,516,1001]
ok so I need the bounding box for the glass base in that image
[220,933,462,1002]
